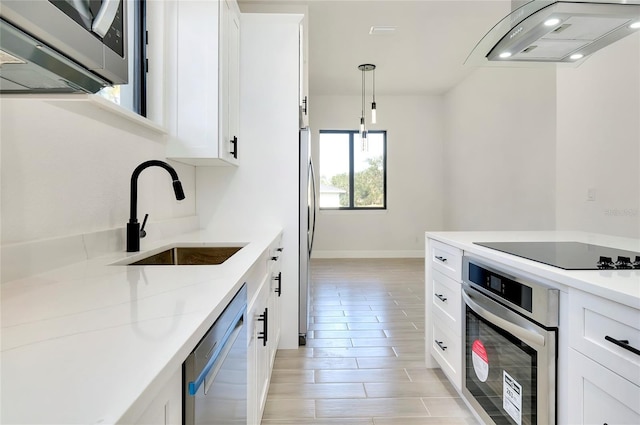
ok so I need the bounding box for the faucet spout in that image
[127,160,185,252]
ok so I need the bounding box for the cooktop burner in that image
[473,241,640,270]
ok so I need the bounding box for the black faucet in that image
[127,160,185,252]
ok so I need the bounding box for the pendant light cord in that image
[361,68,365,123]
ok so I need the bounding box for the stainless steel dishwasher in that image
[183,284,247,425]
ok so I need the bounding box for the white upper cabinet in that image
[166,0,240,166]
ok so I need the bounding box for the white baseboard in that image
[312,250,424,259]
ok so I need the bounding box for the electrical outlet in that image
[587,188,596,202]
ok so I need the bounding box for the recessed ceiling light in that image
[630,21,640,29]
[544,18,561,27]
[369,26,397,36]
[570,53,584,60]
[499,52,512,58]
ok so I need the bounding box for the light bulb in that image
[499,52,512,59]
[630,21,640,29]
[371,102,377,124]
[360,117,365,133]
[544,18,561,27]
[570,53,584,60]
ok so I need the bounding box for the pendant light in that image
[358,63,376,151]
[371,67,377,124]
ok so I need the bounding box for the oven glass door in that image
[465,305,538,425]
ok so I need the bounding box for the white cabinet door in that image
[568,349,640,425]
[268,254,283,367]
[166,0,240,166]
[218,0,240,164]
[248,272,271,424]
[133,368,181,425]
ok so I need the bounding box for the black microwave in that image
[0,0,128,93]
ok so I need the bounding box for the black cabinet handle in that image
[276,247,284,252]
[302,96,308,115]
[435,293,447,303]
[258,308,268,346]
[435,340,447,351]
[435,256,447,263]
[604,335,640,356]
[230,136,238,159]
[273,272,282,297]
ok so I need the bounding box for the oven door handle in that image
[462,288,545,348]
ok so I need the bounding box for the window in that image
[97,0,147,116]
[319,130,387,210]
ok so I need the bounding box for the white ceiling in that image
[239,1,512,95]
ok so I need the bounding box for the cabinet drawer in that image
[568,349,640,425]
[431,320,462,390]
[432,270,461,332]
[569,289,640,387]
[429,239,462,282]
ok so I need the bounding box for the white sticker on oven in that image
[503,370,522,425]
[472,339,489,382]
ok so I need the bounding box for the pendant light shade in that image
[371,67,377,124]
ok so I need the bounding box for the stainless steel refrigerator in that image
[299,127,316,345]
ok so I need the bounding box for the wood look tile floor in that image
[261,258,480,425]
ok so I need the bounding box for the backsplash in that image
[1,216,199,283]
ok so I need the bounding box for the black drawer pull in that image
[604,335,640,356]
[435,256,447,263]
[230,136,238,159]
[435,293,448,303]
[273,272,282,297]
[435,340,447,351]
[258,308,268,346]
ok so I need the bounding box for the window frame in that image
[319,129,387,211]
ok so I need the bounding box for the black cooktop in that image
[474,241,640,270]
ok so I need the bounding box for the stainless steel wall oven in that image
[462,256,559,425]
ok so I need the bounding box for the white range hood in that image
[467,0,640,65]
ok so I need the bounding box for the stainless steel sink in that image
[127,246,243,266]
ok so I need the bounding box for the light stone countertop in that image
[426,230,640,308]
[1,227,282,425]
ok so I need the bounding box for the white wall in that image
[196,14,302,349]
[442,67,557,231]
[310,95,444,257]
[556,34,640,238]
[0,98,196,245]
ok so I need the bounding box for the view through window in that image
[319,130,387,209]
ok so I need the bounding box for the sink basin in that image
[127,246,243,266]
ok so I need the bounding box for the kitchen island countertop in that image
[426,230,640,308]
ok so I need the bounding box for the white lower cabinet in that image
[247,235,283,424]
[568,349,640,424]
[133,368,182,425]
[248,273,271,424]
[568,288,640,424]
[425,237,463,390]
[431,315,462,388]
